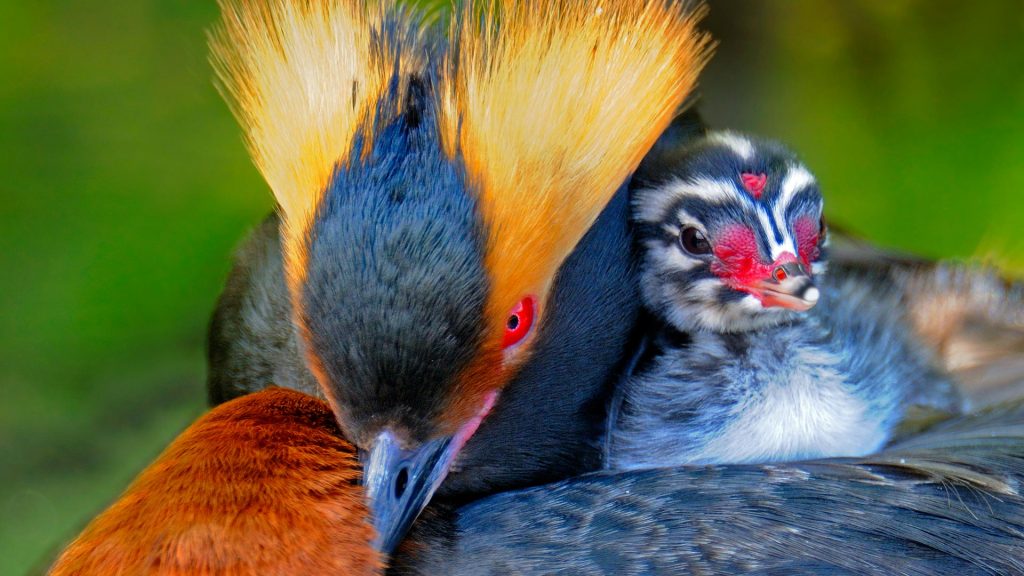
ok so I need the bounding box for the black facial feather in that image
[437,184,642,499]
[300,82,489,446]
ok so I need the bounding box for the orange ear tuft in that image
[441,0,713,358]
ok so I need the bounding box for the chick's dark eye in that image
[680,227,712,256]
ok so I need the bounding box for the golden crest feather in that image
[210,0,711,394]
[442,0,713,337]
[209,0,426,288]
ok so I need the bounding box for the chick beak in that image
[753,261,820,311]
[361,430,457,556]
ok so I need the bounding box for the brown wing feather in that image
[49,388,380,576]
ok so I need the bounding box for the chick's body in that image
[611,270,962,468]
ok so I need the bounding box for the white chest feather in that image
[691,352,889,464]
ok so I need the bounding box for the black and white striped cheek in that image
[634,187,723,325]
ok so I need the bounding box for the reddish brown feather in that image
[49,388,381,576]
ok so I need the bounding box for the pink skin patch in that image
[711,225,773,288]
[450,389,500,456]
[740,173,767,199]
[711,224,809,308]
[793,216,821,266]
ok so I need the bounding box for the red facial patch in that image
[793,216,822,266]
[740,173,767,199]
[710,225,773,288]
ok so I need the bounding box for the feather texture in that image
[209,0,428,292]
[828,239,1024,407]
[49,388,380,576]
[401,399,1024,575]
[608,269,963,469]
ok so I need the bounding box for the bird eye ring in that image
[502,296,535,349]
[680,227,712,256]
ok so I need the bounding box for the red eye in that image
[502,296,535,349]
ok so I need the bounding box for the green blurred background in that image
[0,1,1022,573]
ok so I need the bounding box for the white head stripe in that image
[634,177,742,223]
[756,205,797,260]
[779,165,815,209]
[765,164,815,259]
[707,131,754,160]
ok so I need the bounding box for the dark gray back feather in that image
[608,261,964,469]
[206,213,319,404]
[400,399,1024,575]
